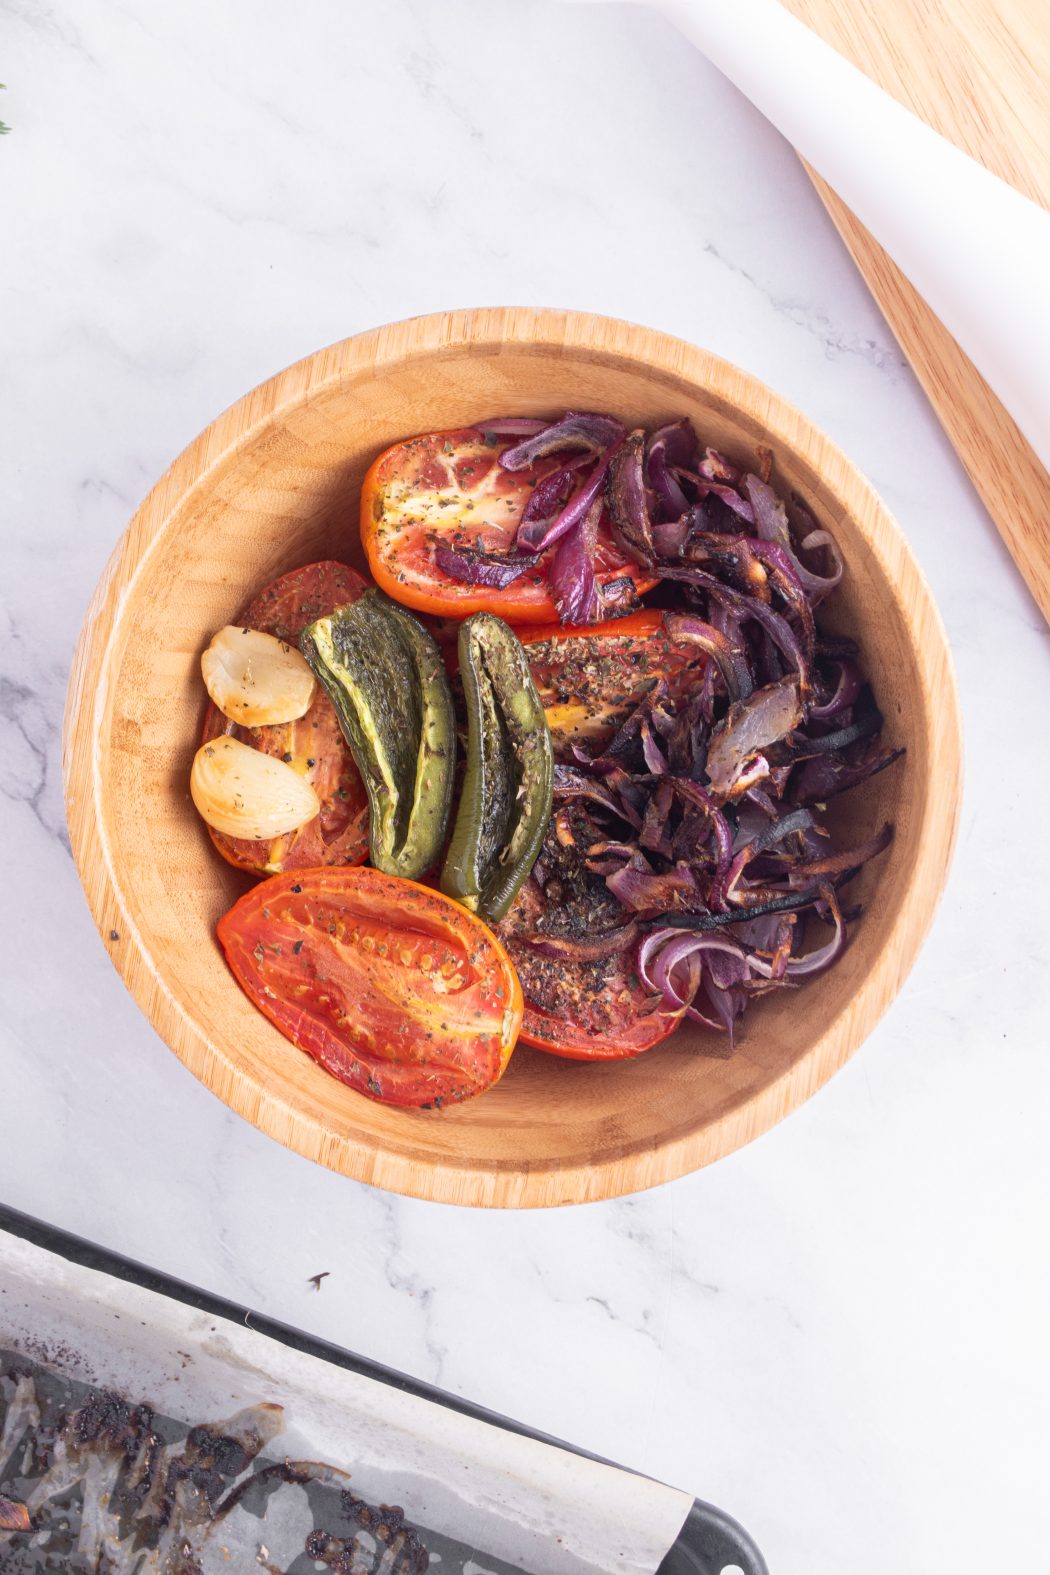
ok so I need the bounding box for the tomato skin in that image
[519,1003,682,1060]
[518,611,707,760]
[202,562,371,875]
[218,867,523,1108]
[360,428,657,623]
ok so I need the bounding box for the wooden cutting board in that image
[776,0,1050,622]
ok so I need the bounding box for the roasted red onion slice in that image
[716,807,816,906]
[678,472,756,522]
[791,744,904,806]
[523,920,639,961]
[749,887,846,978]
[749,540,817,654]
[647,420,697,520]
[476,417,549,436]
[666,776,734,873]
[638,929,733,999]
[705,677,803,800]
[658,564,810,691]
[810,657,864,719]
[499,410,625,471]
[700,448,745,486]
[607,428,656,566]
[640,888,826,930]
[516,454,590,539]
[785,822,892,886]
[433,543,536,588]
[744,805,815,855]
[607,856,703,913]
[641,718,669,774]
[788,706,884,760]
[653,515,691,558]
[553,764,643,827]
[517,441,621,553]
[549,495,601,623]
[792,528,844,602]
[747,474,844,603]
[663,612,754,702]
[685,531,770,599]
[745,472,792,546]
[637,930,752,1040]
[584,838,638,875]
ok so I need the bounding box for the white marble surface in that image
[1,3,1048,1571]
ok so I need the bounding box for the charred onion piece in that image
[745,472,791,546]
[704,677,803,800]
[522,920,639,961]
[791,743,905,806]
[517,441,622,555]
[663,611,754,702]
[810,656,864,719]
[549,496,602,623]
[499,409,625,471]
[607,428,655,566]
[515,456,590,541]
[658,564,810,692]
[433,543,537,588]
[647,419,697,520]
[640,889,826,929]
[476,416,548,436]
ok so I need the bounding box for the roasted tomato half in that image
[201,562,370,875]
[518,963,682,1060]
[497,814,683,1061]
[360,428,657,623]
[218,867,523,1108]
[519,610,707,761]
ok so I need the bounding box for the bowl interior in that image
[79,320,951,1204]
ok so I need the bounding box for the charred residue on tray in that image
[2,1353,432,1572]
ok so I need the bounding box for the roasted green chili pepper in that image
[300,589,455,881]
[441,612,553,922]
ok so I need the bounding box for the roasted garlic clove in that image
[190,737,320,840]
[202,625,316,726]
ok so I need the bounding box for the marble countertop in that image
[2,3,1048,1570]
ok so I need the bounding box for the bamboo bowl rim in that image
[62,307,962,1206]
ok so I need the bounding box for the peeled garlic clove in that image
[202,626,316,726]
[191,737,320,840]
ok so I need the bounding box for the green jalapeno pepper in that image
[441,612,554,922]
[300,589,455,881]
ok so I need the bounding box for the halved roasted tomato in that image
[360,428,657,623]
[520,997,681,1060]
[201,562,370,875]
[218,867,523,1107]
[519,610,708,760]
[497,865,683,1061]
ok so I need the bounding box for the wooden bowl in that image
[63,308,961,1207]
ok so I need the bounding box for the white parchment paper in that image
[0,1232,693,1575]
[570,0,1050,472]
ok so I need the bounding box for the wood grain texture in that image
[777,0,1050,621]
[62,308,962,1207]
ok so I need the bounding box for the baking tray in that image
[0,1203,766,1574]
